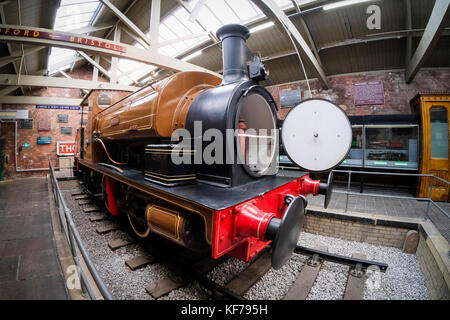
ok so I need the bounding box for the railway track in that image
[65,178,387,300]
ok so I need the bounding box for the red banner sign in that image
[0,27,126,53]
[57,141,76,156]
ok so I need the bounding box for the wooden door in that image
[423,101,450,201]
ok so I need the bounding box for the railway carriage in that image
[75,24,352,269]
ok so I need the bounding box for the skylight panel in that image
[164,15,192,38]
[226,0,261,23]
[171,41,188,52]
[54,13,93,30]
[158,23,177,41]
[159,45,178,57]
[48,48,76,70]
[60,0,98,5]
[195,5,223,33]
[273,0,295,9]
[205,0,240,25]
[48,0,100,72]
[172,6,204,34]
[57,2,98,17]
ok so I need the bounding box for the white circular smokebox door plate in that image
[281,99,352,172]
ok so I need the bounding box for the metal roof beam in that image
[0,96,82,106]
[77,50,112,80]
[102,0,138,40]
[0,2,24,95]
[405,0,450,83]
[250,0,329,89]
[0,85,19,95]
[48,55,85,73]
[290,0,322,65]
[405,0,413,62]
[177,0,220,43]
[0,24,219,77]
[0,46,45,68]
[68,22,115,35]
[99,0,152,48]
[120,25,150,50]
[149,0,160,49]
[0,1,11,8]
[0,74,138,91]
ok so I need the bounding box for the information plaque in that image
[353,81,384,105]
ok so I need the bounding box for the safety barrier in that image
[49,160,113,300]
[332,170,450,220]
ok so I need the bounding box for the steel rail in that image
[294,245,389,272]
[188,268,247,300]
[49,161,113,300]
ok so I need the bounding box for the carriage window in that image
[342,126,363,167]
[364,125,419,169]
[430,107,448,159]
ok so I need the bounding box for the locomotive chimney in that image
[216,24,250,85]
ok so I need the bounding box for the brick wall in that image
[303,213,410,248]
[0,66,104,180]
[416,234,450,300]
[268,69,450,120]
[0,108,81,179]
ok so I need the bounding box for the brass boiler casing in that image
[95,71,222,141]
[145,204,185,246]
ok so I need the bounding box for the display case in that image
[341,125,364,167]
[364,125,419,169]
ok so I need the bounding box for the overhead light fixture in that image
[181,50,202,61]
[249,21,275,34]
[323,0,373,11]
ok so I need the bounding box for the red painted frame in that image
[211,173,320,262]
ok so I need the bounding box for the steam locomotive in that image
[75,24,352,269]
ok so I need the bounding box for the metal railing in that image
[332,169,450,220]
[49,161,113,300]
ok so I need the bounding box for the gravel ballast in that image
[59,180,429,300]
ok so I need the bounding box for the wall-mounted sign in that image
[22,143,31,148]
[36,105,80,110]
[19,119,33,129]
[37,136,51,144]
[0,110,29,119]
[98,93,112,106]
[57,141,76,156]
[60,126,73,135]
[57,114,69,123]
[0,27,126,53]
[38,119,51,131]
[280,88,302,108]
[353,81,385,105]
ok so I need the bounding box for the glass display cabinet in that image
[341,125,364,167]
[364,125,419,169]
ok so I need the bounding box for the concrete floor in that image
[0,177,68,300]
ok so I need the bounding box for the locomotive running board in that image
[294,245,388,272]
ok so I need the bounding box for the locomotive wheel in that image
[126,194,150,238]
